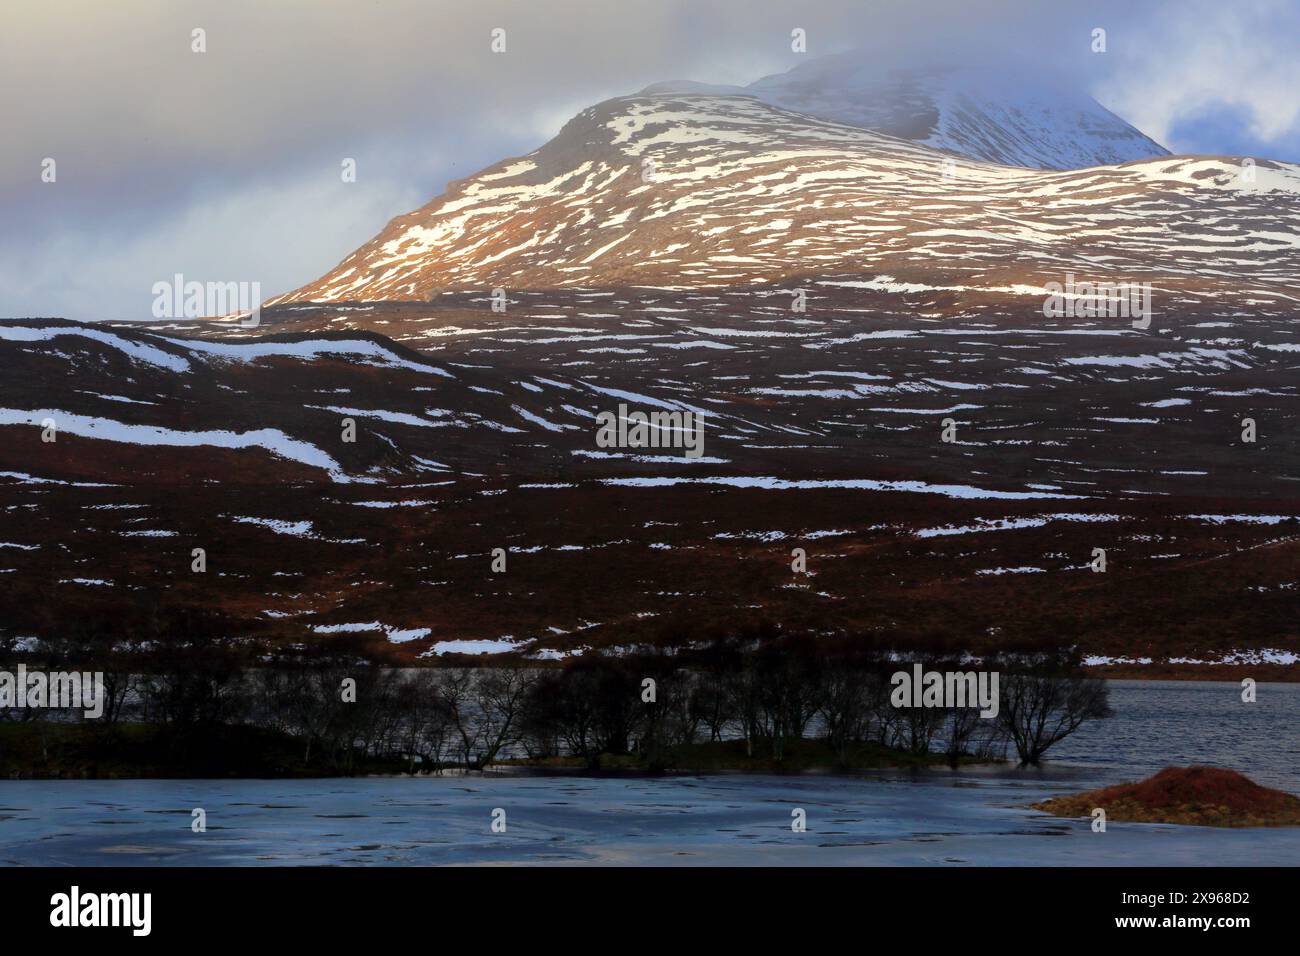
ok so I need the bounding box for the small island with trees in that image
[2,619,1109,779]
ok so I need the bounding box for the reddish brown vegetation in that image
[1033,766,1300,826]
[1,295,1297,671]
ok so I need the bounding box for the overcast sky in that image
[2,0,1297,321]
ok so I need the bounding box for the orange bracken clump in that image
[1032,766,1300,827]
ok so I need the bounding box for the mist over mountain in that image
[647,53,1171,169]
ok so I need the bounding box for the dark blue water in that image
[1049,680,1299,791]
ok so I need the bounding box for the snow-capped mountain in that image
[269,86,1298,307]
[650,55,1171,170]
[6,54,1298,667]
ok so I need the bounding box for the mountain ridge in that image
[267,89,1299,308]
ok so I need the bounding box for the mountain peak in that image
[644,53,1170,170]
[268,84,1295,307]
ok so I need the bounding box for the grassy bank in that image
[0,723,408,779]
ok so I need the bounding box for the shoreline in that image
[0,725,997,781]
[1086,664,1298,682]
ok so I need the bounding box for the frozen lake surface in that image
[2,769,1297,866]
[0,680,1296,866]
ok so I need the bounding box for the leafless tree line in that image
[6,624,1110,771]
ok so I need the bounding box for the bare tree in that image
[690,676,733,743]
[437,665,538,770]
[942,707,987,766]
[473,664,537,768]
[819,660,877,764]
[395,671,452,773]
[996,656,1111,766]
[438,669,484,769]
